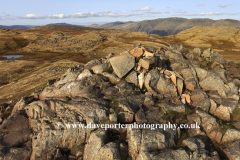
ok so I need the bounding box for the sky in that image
[0,0,240,26]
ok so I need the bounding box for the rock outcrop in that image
[0,43,240,160]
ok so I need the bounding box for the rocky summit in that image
[1,43,240,160]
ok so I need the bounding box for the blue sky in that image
[0,0,239,26]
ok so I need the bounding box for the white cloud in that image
[177,10,187,13]
[199,12,223,15]
[50,14,64,19]
[69,12,100,18]
[18,12,144,19]
[102,11,111,13]
[180,12,224,16]
[139,6,151,11]
[164,11,170,13]
[146,11,162,14]
[196,4,205,6]
[219,4,231,8]
[106,13,119,17]
[25,14,46,19]
[166,7,170,8]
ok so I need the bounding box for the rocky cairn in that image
[0,43,240,160]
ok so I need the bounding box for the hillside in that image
[157,26,240,61]
[88,18,240,36]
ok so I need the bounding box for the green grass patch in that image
[162,110,178,122]
[100,75,109,81]
[174,131,189,149]
[10,82,48,102]
[236,84,240,88]
[70,143,85,157]
[110,100,124,113]
[139,85,148,93]
[220,125,234,135]
[232,107,240,122]
[0,112,11,120]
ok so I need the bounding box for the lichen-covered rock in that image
[118,112,134,123]
[193,48,202,56]
[190,89,208,102]
[0,111,32,150]
[223,140,240,160]
[196,110,219,134]
[159,103,185,113]
[76,68,93,81]
[144,69,160,96]
[144,94,154,107]
[208,129,223,144]
[221,129,240,144]
[118,99,135,114]
[125,70,138,86]
[96,142,121,160]
[109,53,135,78]
[0,148,31,160]
[83,129,109,160]
[156,74,177,97]
[176,78,184,95]
[180,68,198,91]
[135,108,148,124]
[130,47,144,58]
[192,98,211,112]
[137,148,190,160]
[211,98,238,121]
[91,62,112,74]
[195,67,208,81]
[127,128,178,160]
[182,137,205,151]
[165,51,184,62]
[102,72,121,84]
[199,72,230,98]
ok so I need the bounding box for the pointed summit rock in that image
[109,53,135,78]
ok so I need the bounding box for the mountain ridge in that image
[87,17,240,36]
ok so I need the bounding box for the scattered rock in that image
[102,72,121,84]
[130,48,144,58]
[97,142,121,160]
[83,129,109,160]
[138,58,151,70]
[182,137,205,151]
[125,70,138,86]
[118,112,134,123]
[91,62,112,74]
[221,129,240,144]
[223,140,240,160]
[193,48,202,57]
[138,72,145,89]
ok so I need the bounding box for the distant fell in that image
[46,23,83,27]
[0,25,37,29]
[87,17,240,36]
